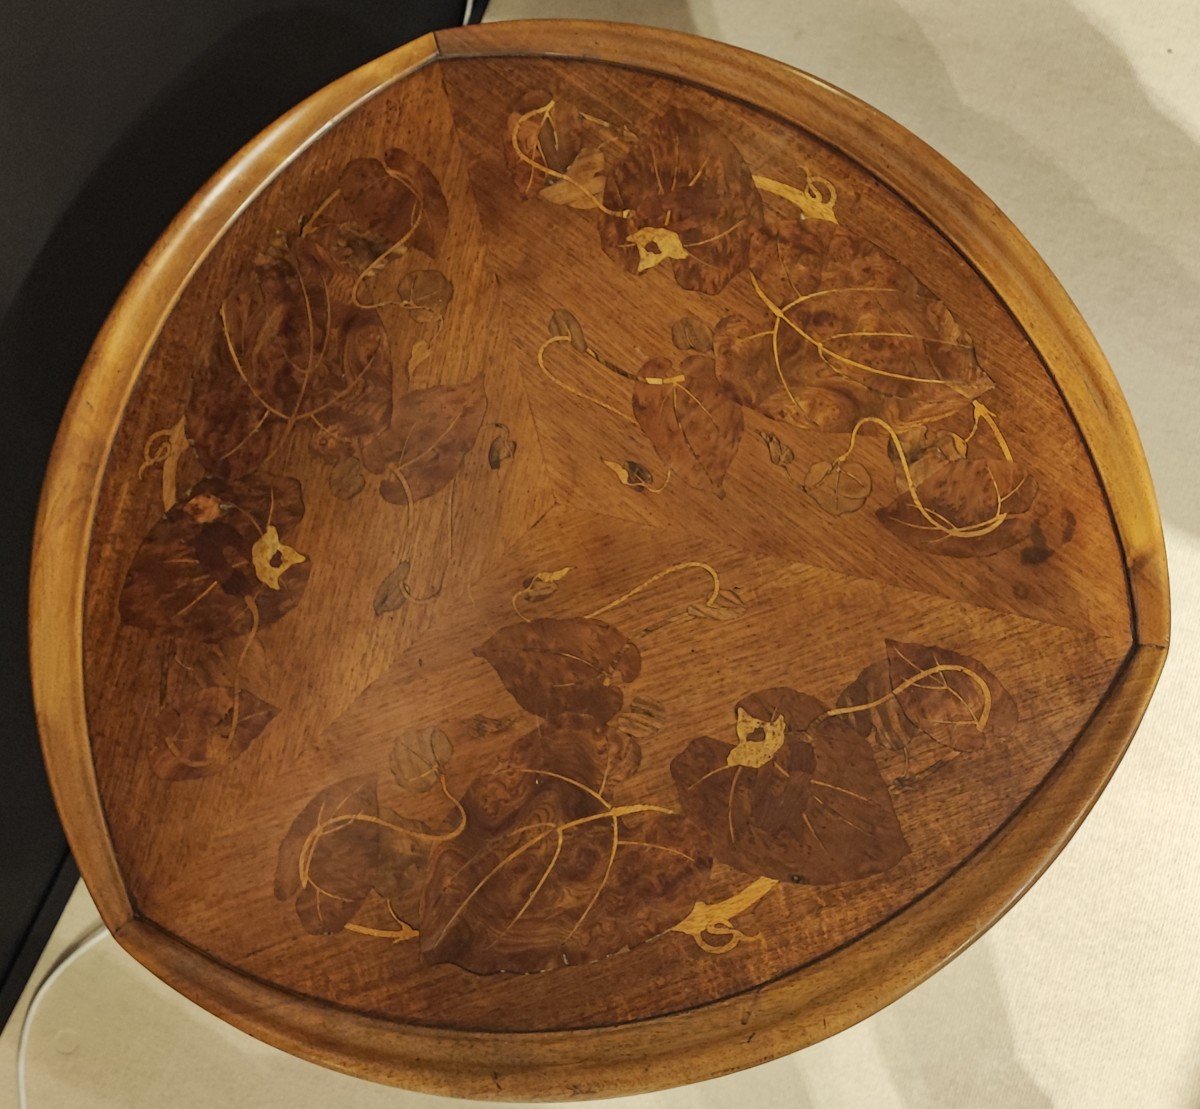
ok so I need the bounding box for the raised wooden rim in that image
[29,21,1169,1100]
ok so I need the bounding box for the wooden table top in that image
[31,20,1168,1101]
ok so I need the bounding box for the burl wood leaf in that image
[361,376,487,505]
[328,456,365,500]
[672,315,714,353]
[548,307,589,352]
[836,660,922,754]
[120,475,309,642]
[671,688,908,883]
[334,149,449,262]
[715,313,876,432]
[633,353,743,494]
[150,686,276,780]
[373,828,428,927]
[803,459,872,515]
[758,430,795,468]
[601,458,658,491]
[885,640,1018,753]
[506,91,586,199]
[186,359,282,480]
[877,458,1037,557]
[889,421,970,492]
[391,726,453,792]
[517,566,572,605]
[750,215,991,400]
[275,776,380,933]
[475,617,641,724]
[716,218,991,433]
[487,423,517,470]
[395,269,453,324]
[421,718,708,974]
[372,560,412,615]
[539,148,606,208]
[600,107,763,294]
[187,236,392,476]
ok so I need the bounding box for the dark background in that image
[0,0,484,1026]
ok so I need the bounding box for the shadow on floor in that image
[871,939,1051,1107]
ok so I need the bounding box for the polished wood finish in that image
[30,20,1168,1100]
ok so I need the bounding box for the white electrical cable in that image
[15,923,111,1109]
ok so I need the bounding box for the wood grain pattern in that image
[29,20,1168,1100]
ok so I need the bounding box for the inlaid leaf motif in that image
[487,423,517,470]
[836,660,922,753]
[601,458,658,491]
[420,718,709,974]
[548,307,588,352]
[715,217,992,435]
[373,828,428,926]
[758,430,795,468]
[361,376,487,505]
[187,236,393,476]
[328,456,365,500]
[395,269,453,324]
[334,149,449,263]
[539,148,606,208]
[633,353,743,494]
[672,315,714,353]
[468,714,518,739]
[275,776,380,934]
[150,686,276,780]
[803,459,872,515]
[120,474,310,642]
[517,566,572,605]
[877,458,1037,557]
[748,215,993,402]
[391,726,453,793]
[475,617,641,724]
[372,560,412,615]
[599,107,763,294]
[671,688,909,883]
[889,422,969,492]
[506,91,586,198]
[884,640,1018,753]
[185,358,283,479]
[715,313,873,433]
[613,696,665,746]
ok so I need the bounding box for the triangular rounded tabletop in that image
[31,21,1168,1101]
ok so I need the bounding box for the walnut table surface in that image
[29,20,1169,1101]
